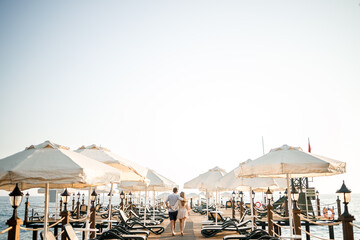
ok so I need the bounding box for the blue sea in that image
[0,194,359,239]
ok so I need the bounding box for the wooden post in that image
[76,199,80,219]
[252,199,256,224]
[24,197,29,224]
[340,203,354,240]
[32,229,37,240]
[267,204,273,236]
[305,221,310,240]
[129,197,132,216]
[54,226,58,240]
[336,197,341,220]
[190,198,193,209]
[239,201,244,220]
[232,198,235,219]
[6,218,23,240]
[61,211,70,240]
[59,199,63,213]
[284,198,289,217]
[328,225,334,239]
[90,205,96,239]
[293,207,302,239]
[317,197,321,216]
[72,195,75,211]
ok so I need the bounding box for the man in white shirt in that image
[165,187,183,236]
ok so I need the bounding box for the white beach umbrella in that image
[187,193,200,199]
[157,192,170,200]
[184,166,227,224]
[96,185,119,194]
[217,162,286,229]
[235,144,346,239]
[119,168,178,222]
[184,166,226,192]
[220,192,232,197]
[119,168,177,191]
[76,144,147,182]
[76,144,149,227]
[217,163,287,192]
[0,140,122,240]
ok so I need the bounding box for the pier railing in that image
[0,227,13,235]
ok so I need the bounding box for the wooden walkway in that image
[148,209,242,240]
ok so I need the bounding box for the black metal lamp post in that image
[291,186,300,210]
[82,193,85,205]
[251,190,256,226]
[291,185,301,238]
[24,192,30,223]
[120,191,125,210]
[90,189,97,238]
[239,191,244,219]
[284,189,289,217]
[316,190,321,216]
[129,192,133,206]
[72,193,75,211]
[90,190,97,208]
[232,191,236,219]
[337,181,354,240]
[76,192,81,218]
[266,188,272,206]
[9,184,23,220]
[7,184,24,240]
[336,195,341,220]
[266,188,273,236]
[61,189,71,212]
[61,188,71,240]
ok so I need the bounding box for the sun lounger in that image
[63,223,100,240]
[113,225,150,237]
[222,229,278,240]
[99,229,146,240]
[118,210,165,235]
[40,230,56,240]
[201,219,252,238]
[129,210,164,223]
[119,210,161,225]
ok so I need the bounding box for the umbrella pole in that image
[153,190,155,221]
[55,190,58,220]
[44,183,49,240]
[215,190,218,225]
[144,187,147,226]
[206,190,209,219]
[250,187,254,231]
[85,187,92,240]
[286,174,294,239]
[305,190,309,217]
[108,183,113,229]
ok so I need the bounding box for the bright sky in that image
[1,0,360,197]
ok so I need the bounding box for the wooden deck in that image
[149,208,247,240]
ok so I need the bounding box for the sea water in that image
[0,194,359,239]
